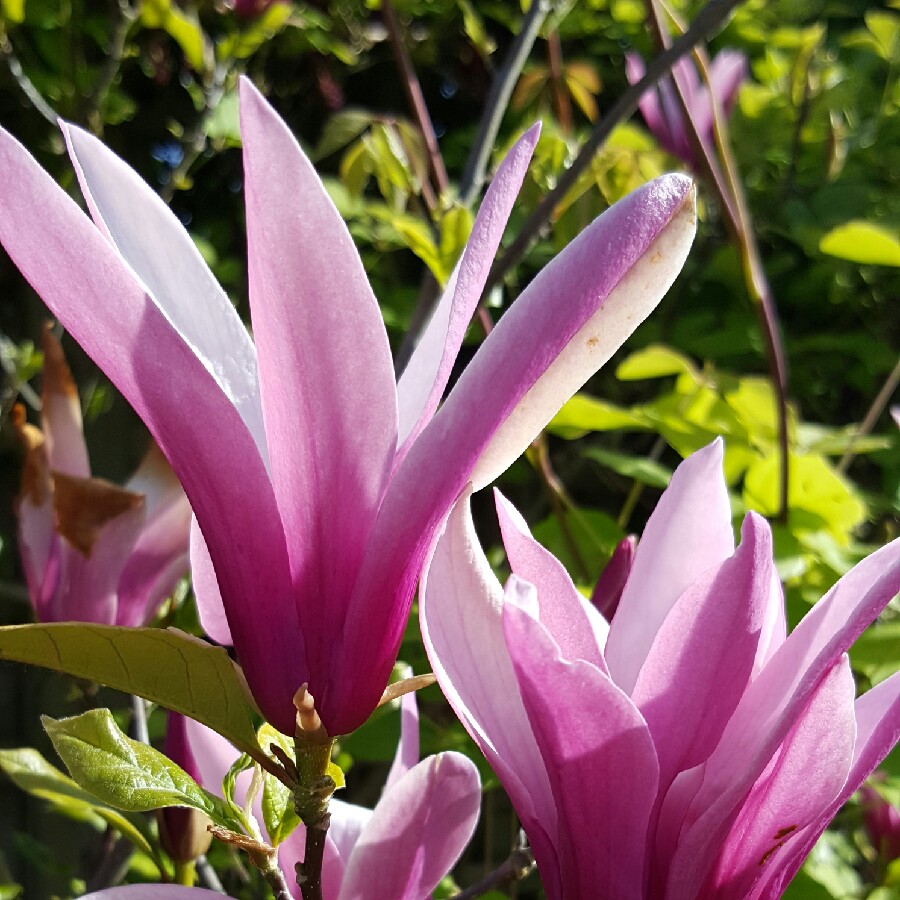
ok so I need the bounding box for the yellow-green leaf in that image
[819,221,900,267]
[0,0,24,23]
[0,747,157,859]
[616,344,696,381]
[140,0,209,72]
[43,710,240,830]
[0,624,260,758]
[548,394,648,439]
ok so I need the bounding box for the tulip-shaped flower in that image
[860,779,900,863]
[0,78,695,736]
[626,50,747,169]
[12,325,191,626]
[421,439,900,899]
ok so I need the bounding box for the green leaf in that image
[312,109,373,161]
[583,447,672,489]
[547,393,648,439]
[0,624,260,759]
[393,218,444,282]
[258,726,299,846]
[43,709,239,829]
[456,0,496,57]
[140,0,209,72]
[217,3,291,60]
[819,221,900,267]
[438,205,473,281]
[849,621,900,684]
[0,0,25,23]
[865,10,900,60]
[0,748,157,860]
[205,90,241,145]
[743,453,867,544]
[616,344,696,380]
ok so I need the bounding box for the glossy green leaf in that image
[744,453,867,544]
[616,344,696,380]
[43,709,239,829]
[0,624,260,759]
[547,394,648,439]
[312,109,373,161]
[583,447,672,489]
[0,747,157,860]
[218,3,291,59]
[819,221,900,267]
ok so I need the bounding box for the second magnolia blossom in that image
[13,326,190,627]
[0,79,696,736]
[421,439,900,899]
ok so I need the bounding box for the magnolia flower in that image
[12,325,190,626]
[590,533,636,619]
[421,439,900,899]
[0,78,696,736]
[626,50,747,169]
[860,780,900,862]
[136,693,479,900]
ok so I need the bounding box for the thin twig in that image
[838,355,900,474]
[84,0,138,135]
[532,435,590,582]
[0,30,59,126]
[483,0,746,295]
[453,831,534,899]
[459,0,551,206]
[130,693,149,745]
[195,855,227,894]
[160,63,228,204]
[381,0,448,196]
[648,0,791,522]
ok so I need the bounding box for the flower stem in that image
[297,812,331,900]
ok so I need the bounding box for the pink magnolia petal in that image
[337,752,481,900]
[419,493,557,844]
[665,537,900,899]
[39,325,90,478]
[396,125,539,451]
[12,409,59,617]
[702,656,856,899]
[606,438,734,695]
[590,534,636,621]
[495,489,608,670]
[52,489,146,624]
[753,567,787,677]
[709,51,748,119]
[239,78,398,722]
[753,670,900,899]
[632,512,771,792]
[0,125,302,734]
[117,445,192,627]
[189,518,233,645]
[339,173,696,733]
[385,691,420,793]
[503,581,658,900]
[62,123,267,453]
[279,824,348,900]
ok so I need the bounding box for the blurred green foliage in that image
[0,0,898,896]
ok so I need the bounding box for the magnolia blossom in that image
[0,78,696,736]
[860,781,900,862]
[124,692,479,900]
[626,50,747,169]
[421,439,900,899]
[12,325,190,626]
